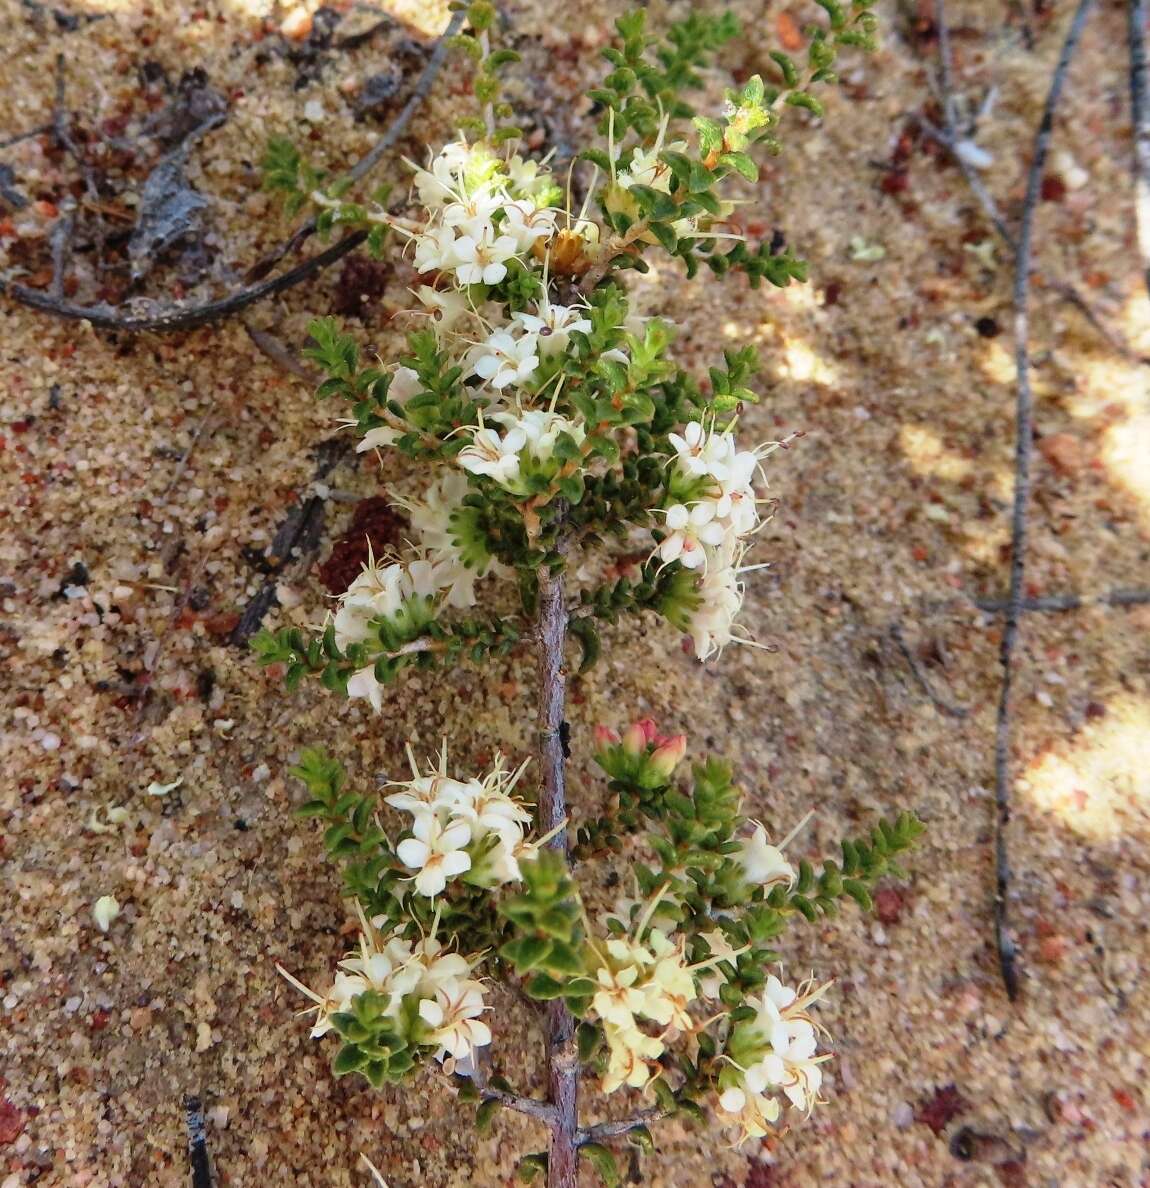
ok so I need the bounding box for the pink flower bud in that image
[636,718,659,746]
[594,725,621,749]
[649,733,687,777]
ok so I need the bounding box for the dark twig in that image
[929,0,1144,364]
[1130,0,1150,298]
[228,438,351,645]
[0,123,52,151]
[49,209,75,298]
[0,231,368,331]
[184,1095,213,1188]
[1,9,464,333]
[994,0,1096,1003]
[889,622,969,718]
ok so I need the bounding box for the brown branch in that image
[889,622,969,719]
[577,1107,669,1144]
[535,561,580,1188]
[1131,0,1150,299]
[992,0,1096,1003]
[1,9,465,333]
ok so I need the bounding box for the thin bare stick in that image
[0,123,51,151]
[889,622,969,719]
[535,562,579,1188]
[994,0,1096,1003]
[973,588,1150,613]
[1,10,465,333]
[577,1107,669,1143]
[1131,0,1150,298]
[481,1086,558,1124]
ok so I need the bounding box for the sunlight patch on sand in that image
[1023,694,1150,841]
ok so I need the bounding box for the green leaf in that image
[475,1098,501,1134]
[581,1143,621,1188]
[718,151,758,182]
[692,115,723,155]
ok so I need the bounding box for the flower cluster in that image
[279,907,492,1074]
[588,925,701,1094]
[655,421,773,659]
[408,140,559,286]
[716,976,831,1143]
[457,408,586,495]
[401,469,507,609]
[331,555,444,712]
[386,747,538,896]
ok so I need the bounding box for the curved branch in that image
[0,8,466,333]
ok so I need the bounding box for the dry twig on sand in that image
[984,0,1096,1002]
[0,10,465,332]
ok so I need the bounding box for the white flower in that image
[413,225,462,274]
[512,302,592,356]
[493,409,585,461]
[500,199,558,252]
[404,470,506,609]
[410,140,499,207]
[332,557,441,651]
[657,502,728,569]
[452,230,520,286]
[93,895,120,932]
[504,154,547,196]
[668,421,737,482]
[457,424,526,488]
[346,664,386,712]
[686,559,744,660]
[696,928,742,999]
[355,367,422,454]
[418,980,492,1063]
[737,823,796,889]
[744,977,832,1115]
[415,285,471,338]
[396,814,473,897]
[601,1021,664,1094]
[441,190,504,239]
[469,329,540,390]
[617,138,686,194]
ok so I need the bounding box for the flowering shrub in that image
[256,4,919,1185]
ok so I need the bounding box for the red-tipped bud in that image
[636,718,659,745]
[594,724,621,749]
[649,733,688,778]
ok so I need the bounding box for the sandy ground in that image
[2,1,1149,1186]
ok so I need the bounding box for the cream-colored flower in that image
[457,424,526,489]
[601,1021,664,1094]
[418,980,491,1062]
[396,815,473,897]
[737,823,797,889]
